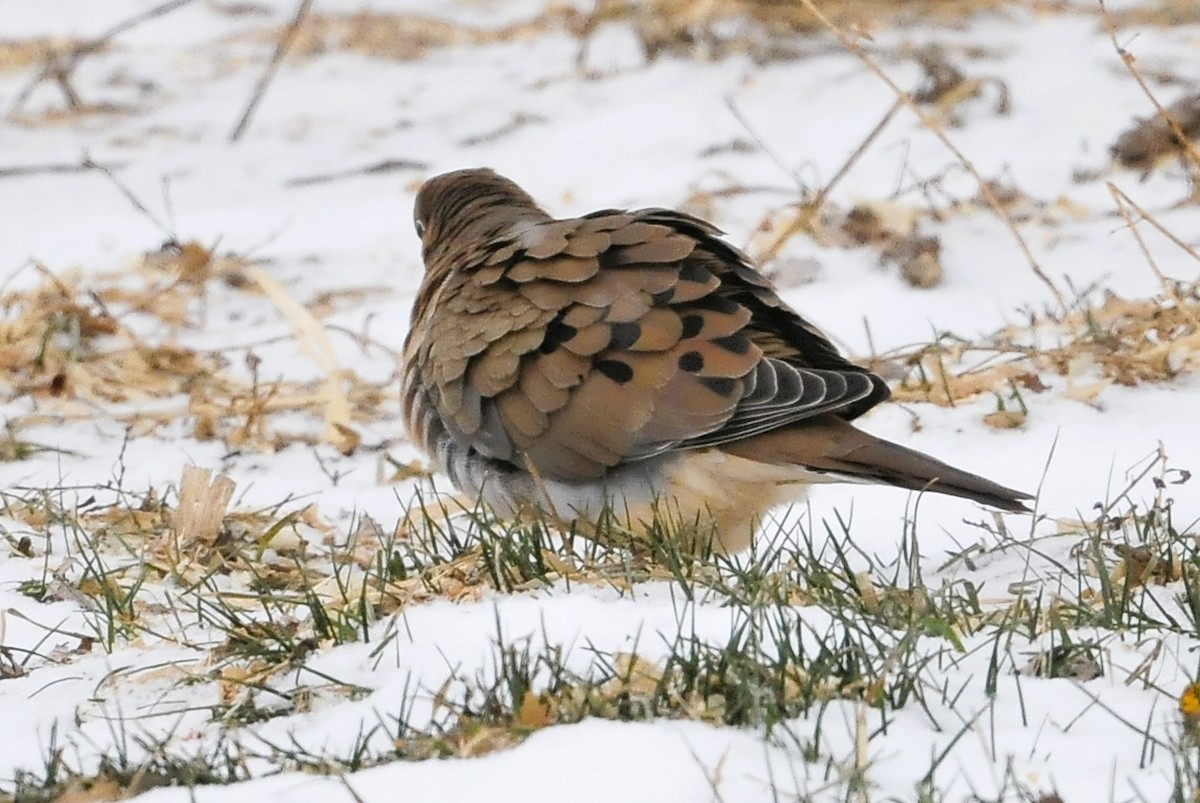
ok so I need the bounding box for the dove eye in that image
[414,218,426,238]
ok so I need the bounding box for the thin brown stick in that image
[723,95,807,195]
[10,0,202,115]
[753,98,904,262]
[812,97,904,212]
[229,0,315,143]
[0,160,126,179]
[795,0,1067,311]
[336,775,368,803]
[82,154,173,237]
[1106,182,1198,327]
[1107,183,1200,265]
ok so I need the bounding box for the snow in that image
[2,1,1200,800]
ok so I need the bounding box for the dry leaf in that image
[984,409,1026,429]
[516,690,556,729]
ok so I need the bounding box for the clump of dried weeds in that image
[869,284,1200,429]
[0,241,394,456]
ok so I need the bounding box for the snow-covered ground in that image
[2,1,1199,800]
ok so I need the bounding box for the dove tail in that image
[722,416,1033,513]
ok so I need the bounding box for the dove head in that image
[414,168,550,270]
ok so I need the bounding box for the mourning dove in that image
[402,168,1031,553]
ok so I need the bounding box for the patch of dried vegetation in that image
[237,0,1061,67]
[1104,0,1200,26]
[0,242,393,455]
[868,285,1200,426]
[1,462,664,657]
[575,0,1066,62]
[233,8,576,62]
[0,38,87,72]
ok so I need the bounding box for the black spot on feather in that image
[713,334,751,354]
[700,376,738,397]
[680,314,704,339]
[678,351,704,372]
[609,322,642,350]
[540,316,577,354]
[596,359,634,384]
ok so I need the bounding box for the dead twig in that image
[741,97,904,263]
[813,98,904,212]
[1107,184,1200,338]
[229,0,315,143]
[83,154,173,238]
[10,0,202,115]
[794,0,1067,311]
[1107,183,1200,305]
[0,160,127,179]
[286,158,427,187]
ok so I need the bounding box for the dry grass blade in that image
[0,38,84,73]
[245,266,359,455]
[0,160,127,179]
[1105,183,1200,268]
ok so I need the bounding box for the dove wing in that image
[409,208,889,483]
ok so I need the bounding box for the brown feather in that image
[723,416,1032,512]
[518,360,572,413]
[535,347,590,390]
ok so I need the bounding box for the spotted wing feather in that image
[410,208,890,483]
